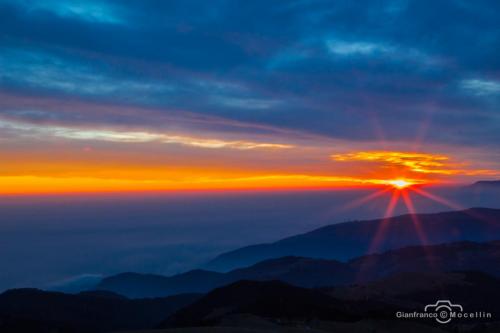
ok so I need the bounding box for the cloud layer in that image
[0,0,499,192]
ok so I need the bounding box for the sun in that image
[387,179,413,189]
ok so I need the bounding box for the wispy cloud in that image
[325,38,439,66]
[332,151,499,176]
[0,118,293,150]
[213,96,282,110]
[0,48,173,98]
[461,78,500,96]
[326,40,389,56]
[11,0,124,24]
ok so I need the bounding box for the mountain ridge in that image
[207,207,500,271]
[95,238,500,298]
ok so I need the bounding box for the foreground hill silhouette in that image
[160,280,360,328]
[0,289,200,332]
[207,208,500,271]
[3,270,499,332]
[96,240,500,298]
[326,270,500,312]
[159,274,500,332]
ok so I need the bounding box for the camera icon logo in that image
[424,300,463,324]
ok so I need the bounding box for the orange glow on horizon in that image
[3,145,496,195]
[0,174,436,195]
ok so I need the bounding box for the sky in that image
[1,0,500,194]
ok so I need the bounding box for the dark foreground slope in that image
[160,280,374,328]
[159,274,500,332]
[96,239,500,298]
[327,270,500,308]
[0,289,200,333]
[4,272,500,333]
[4,256,500,332]
[207,208,500,271]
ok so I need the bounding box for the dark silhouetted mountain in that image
[96,269,225,298]
[160,280,361,328]
[326,270,500,319]
[76,289,127,299]
[470,180,500,188]
[228,256,354,287]
[350,240,500,282]
[159,280,463,332]
[0,288,201,333]
[207,208,500,271]
[47,274,103,294]
[161,273,499,332]
[95,256,354,298]
[397,271,500,316]
[466,180,500,198]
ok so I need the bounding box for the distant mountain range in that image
[207,207,500,271]
[95,239,500,298]
[95,256,353,298]
[94,207,500,299]
[469,180,500,189]
[2,206,500,332]
[350,239,500,281]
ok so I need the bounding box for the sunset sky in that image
[1,0,499,194]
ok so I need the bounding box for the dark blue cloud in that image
[0,0,499,147]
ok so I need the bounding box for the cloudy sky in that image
[1,0,499,193]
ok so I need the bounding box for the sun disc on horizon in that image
[387,179,413,189]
